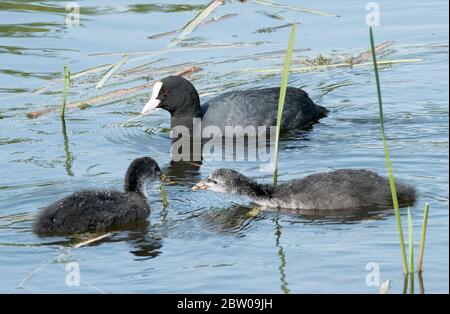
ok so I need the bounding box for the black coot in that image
[32,157,166,235]
[192,169,416,211]
[141,76,328,134]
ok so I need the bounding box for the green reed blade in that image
[160,184,168,209]
[369,26,408,274]
[273,22,297,189]
[61,64,70,119]
[95,54,129,89]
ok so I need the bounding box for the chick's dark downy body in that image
[32,157,162,235]
[198,169,416,211]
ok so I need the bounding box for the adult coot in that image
[192,169,416,211]
[141,76,328,134]
[33,157,166,235]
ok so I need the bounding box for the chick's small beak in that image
[192,181,209,191]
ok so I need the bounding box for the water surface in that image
[0,0,448,293]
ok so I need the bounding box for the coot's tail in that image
[316,104,329,117]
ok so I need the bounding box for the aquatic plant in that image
[408,207,415,293]
[370,27,431,285]
[369,26,408,274]
[418,203,430,274]
[160,184,168,209]
[60,64,70,119]
[273,22,297,189]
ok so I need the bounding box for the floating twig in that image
[88,42,264,57]
[256,10,287,21]
[255,23,294,34]
[168,0,225,48]
[74,232,114,248]
[32,64,113,95]
[243,58,423,73]
[247,0,338,17]
[27,66,198,118]
[147,13,237,40]
[353,41,395,64]
[95,54,129,89]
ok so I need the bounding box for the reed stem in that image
[61,64,70,119]
[369,26,408,274]
[160,184,168,209]
[408,208,415,293]
[273,23,297,189]
[417,203,430,273]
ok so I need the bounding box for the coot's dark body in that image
[141,76,328,134]
[201,87,328,132]
[32,157,163,235]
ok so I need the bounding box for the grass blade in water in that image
[369,26,408,274]
[273,23,297,189]
[160,184,168,208]
[96,54,130,89]
[61,64,70,119]
[168,0,224,48]
[418,203,430,274]
[248,0,337,17]
[243,59,423,74]
[408,207,414,293]
[379,280,391,294]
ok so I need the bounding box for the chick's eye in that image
[162,88,169,96]
[206,178,217,184]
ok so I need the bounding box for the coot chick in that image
[33,157,166,235]
[192,169,416,211]
[141,76,328,134]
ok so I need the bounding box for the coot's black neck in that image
[124,170,148,197]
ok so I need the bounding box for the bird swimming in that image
[141,76,328,135]
[32,157,166,235]
[192,168,416,211]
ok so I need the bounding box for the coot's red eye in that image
[163,88,169,96]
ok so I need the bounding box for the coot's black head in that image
[124,157,166,194]
[192,169,250,193]
[141,76,200,116]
